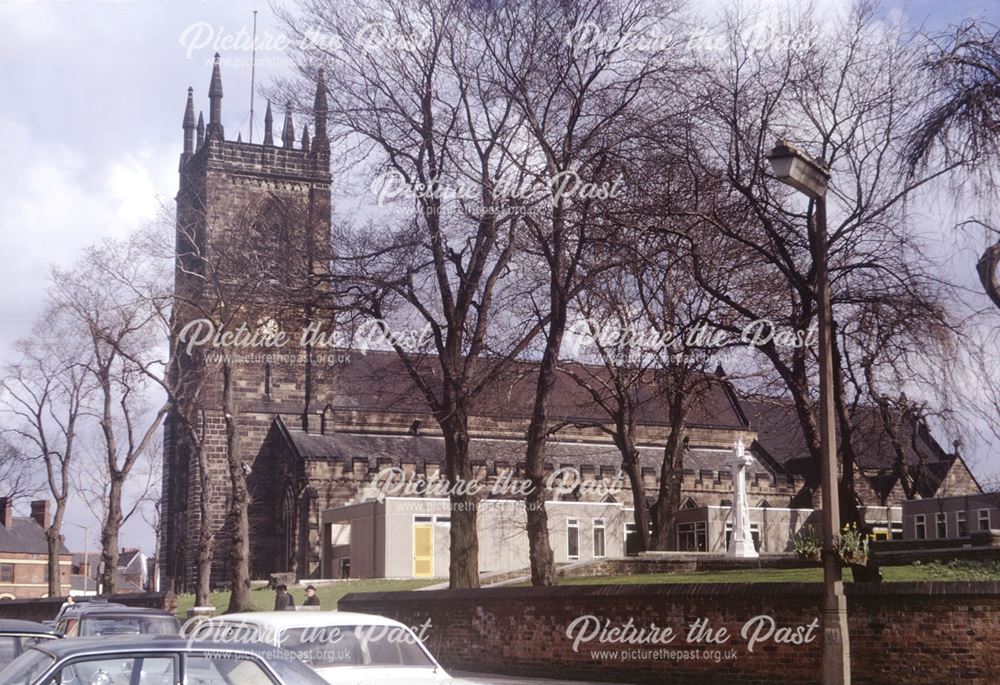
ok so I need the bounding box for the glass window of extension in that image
[567,518,580,559]
[677,522,707,552]
[592,519,606,558]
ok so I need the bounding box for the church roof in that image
[321,351,747,429]
[743,398,962,497]
[279,423,778,479]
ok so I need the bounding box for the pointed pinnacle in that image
[263,101,274,146]
[209,53,223,98]
[313,69,328,114]
[282,102,295,148]
[183,87,195,129]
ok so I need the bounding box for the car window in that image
[0,648,55,685]
[0,637,55,671]
[0,638,18,668]
[265,656,329,685]
[184,655,274,685]
[361,629,435,668]
[280,628,363,668]
[79,617,180,638]
[45,656,175,685]
[278,625,435,669]
[187,622,261,645]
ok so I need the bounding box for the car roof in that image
[209,611,410,630]
[28,634,285,659]
[0,619,58,635]
[68,605,175,618]
[59,601,126,612]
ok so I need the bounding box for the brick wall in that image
[0,553,72,599]
[0,592,177,623]
[339,582,1000,685]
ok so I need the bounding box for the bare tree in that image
[652,3,963,549]
[51,240,168,594]
[561,235,731,552]
[481,0,683,585]
[1,320,92,597]
[0,435,40,503]
[275,0,565,588]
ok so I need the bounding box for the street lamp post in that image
[766,140,850,685]
[64,522,89,596]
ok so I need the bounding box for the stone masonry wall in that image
[339,582,1000,685]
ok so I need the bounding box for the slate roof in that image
[321,351,747,429]
[743,399,961,497]
[281,424,777,479]
[118,549,142,570]
[0,517,70,555]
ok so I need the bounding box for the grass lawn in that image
[174,561,1000,616]
[556,560,1000,586]
[173,578,437,617]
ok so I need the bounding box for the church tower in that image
[160,54,332,591]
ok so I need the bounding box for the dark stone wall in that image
[162,130,333,592]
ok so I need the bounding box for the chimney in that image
[0,498,12,528]
[30,500,50,529]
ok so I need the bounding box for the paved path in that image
[455,672,631,685]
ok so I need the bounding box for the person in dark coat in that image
[274,584,295,611]
[303,585,321,607]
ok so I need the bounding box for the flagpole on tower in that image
[249,9,258,143]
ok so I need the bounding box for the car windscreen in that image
[0,637,55,670]
[79,615,181,637]
[0,648,55,685]
[279,625,435,669]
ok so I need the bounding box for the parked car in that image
[0,634,330,685]
[0,621,58,671]
[54,604,180,638]
[50,600,126,628]
[190,611,452,684]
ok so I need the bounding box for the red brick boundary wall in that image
[339,582,1000,685]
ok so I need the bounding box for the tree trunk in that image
[651,406,687,551]
[45,527,62,598]
[619,445,651,552]
[100,477,124,594]
[224,364,252,612]
[189,422,214,607]
[442,411,479,589]
[830,329,862,529]
[523,319,565,587]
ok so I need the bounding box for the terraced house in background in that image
[0,499,70,599]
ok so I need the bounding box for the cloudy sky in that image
[0,0,998,554]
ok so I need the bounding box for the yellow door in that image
[413,524,434,578]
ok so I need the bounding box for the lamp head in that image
[766,139,829,200]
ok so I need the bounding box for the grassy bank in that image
[173,578,437,617]
[555,560,1000,585]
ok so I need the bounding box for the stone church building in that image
[159,57,981,590]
